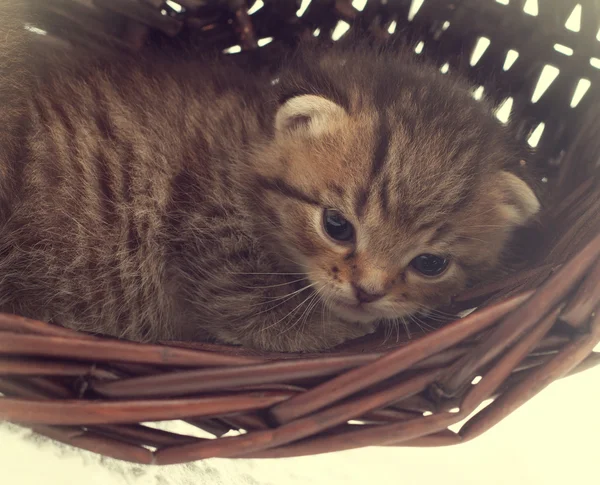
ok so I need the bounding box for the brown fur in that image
[0,6,539,351]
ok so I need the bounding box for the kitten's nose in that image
[352,283,385,304]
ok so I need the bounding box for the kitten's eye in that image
[410,254,449,277]
[323,209,354,243]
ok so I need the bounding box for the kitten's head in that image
[251,46,539,326]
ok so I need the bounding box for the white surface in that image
[1,364,599,485]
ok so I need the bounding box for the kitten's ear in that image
[494,171,540,225]
[275,95,347,137]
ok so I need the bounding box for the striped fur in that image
[0,11,539,351]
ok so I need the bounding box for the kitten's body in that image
[0,7,539,351]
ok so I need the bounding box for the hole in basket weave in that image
[257,37,273,47]
[591,57,600,69]
[164,0,184,13]
[528,122,545,147]
[459,307,478,318]
[408,0,425,21]
[332,21,350,40]
[471,376,483,385]
[503,49,519,70]
[554,44,574,56]
[248,0,264,15]
[571,79,591,108]
[472,85,485,100]
[414,40,425,54]
[24,24,47,36]
[223,45,242,54]
[450,399,495,432]
[496,0,509,5]
[471,37,491,66]
[440,62,450,74]
[423,411,433,416]
[313,28,320,37]
[523,0,538,16]
[565,4,582,32]
[531,65,560,103]
[297,0,310,17]
[388,21,397,34]
[352,0,367,11]
[495,97,513,124]
[597,29,600,41]
[434,21,450,40]
[593,342,600,352]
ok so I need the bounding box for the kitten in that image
[0,8,540,352]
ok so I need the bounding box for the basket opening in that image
[524,0,539,17]
[332,21,350,40]
[298,0,311,18]
[495,97,514,124]
[565,4,582,32]
[248,1,264,16]
[503,49,519,70]
[532,65,560,103]
[571,79,591,107]
[470,37,491,66]
[408,0,425,21]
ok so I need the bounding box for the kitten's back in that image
[0,9,271,340]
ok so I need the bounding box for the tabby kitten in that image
[0,8,539,352]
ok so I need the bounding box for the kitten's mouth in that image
[328,297,417,325]
[329,299,377,323]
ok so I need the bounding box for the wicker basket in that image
[1,0,599,465]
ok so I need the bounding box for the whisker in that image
[229,272,306,276]
[274,292,319,336]
[409,313,437,332]
[401,316,412,340]
[288,292,319,334]
[455,236,489,244]
[296,290,322,335]
[320,292,334,329]
[464,224,516,229]
[277,254,307,268]
[261,290,317,333]
[239,277,308,289]
[418,304,458,319]
[382,318,392,344]
[235,282,318,316]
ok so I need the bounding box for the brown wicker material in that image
[1,0,599,465]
